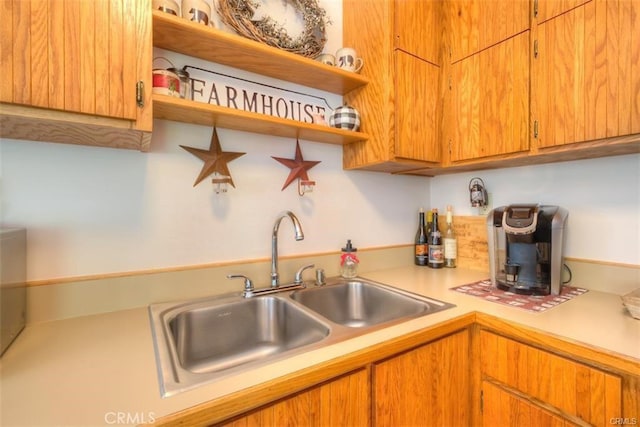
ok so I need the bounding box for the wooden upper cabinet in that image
[535,0,591,23]
[2,0,144,120]
[395,52,442,163]
[446,31,530,162]
[394,0,441,65]
[0,0,152,150]
[343,0,442,172]
[533,0,640,148]
[445,0,530,63]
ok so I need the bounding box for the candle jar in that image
[340,240,359,279]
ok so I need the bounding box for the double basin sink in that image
[149,277,455,397]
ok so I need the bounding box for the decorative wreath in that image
[217,0,328,58]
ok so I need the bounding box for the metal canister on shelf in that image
[168,67,191,100]
[152,57,180,98]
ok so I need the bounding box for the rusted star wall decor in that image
[272,140,321,191]
[180,127,245,187]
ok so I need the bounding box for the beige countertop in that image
[1,266,639,427]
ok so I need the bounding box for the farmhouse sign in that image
[185,65,331,124]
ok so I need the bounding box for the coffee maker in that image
[487,204,568,295]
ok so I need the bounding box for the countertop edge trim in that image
[475,312,640,377]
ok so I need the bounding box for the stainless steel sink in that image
[149,277,454,397]
[170,296,330,374]
[149,294,331,397]
[290,279,450,327]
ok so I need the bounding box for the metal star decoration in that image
[180,127,245,187]
[272,140,321,191]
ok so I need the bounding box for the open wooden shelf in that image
[152,94,369,145]
[152,11,369,95]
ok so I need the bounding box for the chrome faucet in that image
[271,211,304,287]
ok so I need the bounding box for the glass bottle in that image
[414,208,428,266]
[444,205,457,268]
[428,209,444,268]
[340,240,359,278]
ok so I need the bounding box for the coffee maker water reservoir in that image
[487,205,568,295]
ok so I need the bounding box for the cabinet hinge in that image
[534,120,539,138]
[533,0,539,18]
[480,389,484,413]
[136,81,145,108]
[533,40,539,58]
[448,75,452,90]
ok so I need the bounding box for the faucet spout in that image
[271,211,304,287]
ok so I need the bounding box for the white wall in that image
[0,128,430,282]
[430,154,640,265]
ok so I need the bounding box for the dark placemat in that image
[451,279,588,313]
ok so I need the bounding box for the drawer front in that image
[480,330,622,426]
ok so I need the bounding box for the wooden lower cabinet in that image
[218,330,471,427]
[220,368,370,427]
[162,322,638,427]
[480,330,624,427]
[482,380,579,427]
[373,330,470,427]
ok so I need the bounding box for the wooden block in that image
[439,215,489,272]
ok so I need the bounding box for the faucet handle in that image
[294,264,315,285]
[227,274,254,297]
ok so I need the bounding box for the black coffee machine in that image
[487,204,568,295]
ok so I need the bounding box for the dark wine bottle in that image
[414,208,428,266]
[428,208,444,268]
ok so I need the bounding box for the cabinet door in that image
[395,51,442,163]
[395,0,441,65]
[533,0,640,148]
[0,0,143,121]
[374,330,470,427]
[536,0,592,23]
[447,32,530,162]
[480,330,622,427]
[222,368,370,427]
[482,380,579,427]
[445,0,530,63]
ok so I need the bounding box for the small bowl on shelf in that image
[621,288,640,320]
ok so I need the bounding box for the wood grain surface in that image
[438,215,490,272]
[445,0,530,63]
[152,11,369,95]
[0,0,153,149]
[533,0,640,148]
[480,329,623,426]
[374,329,470,427]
